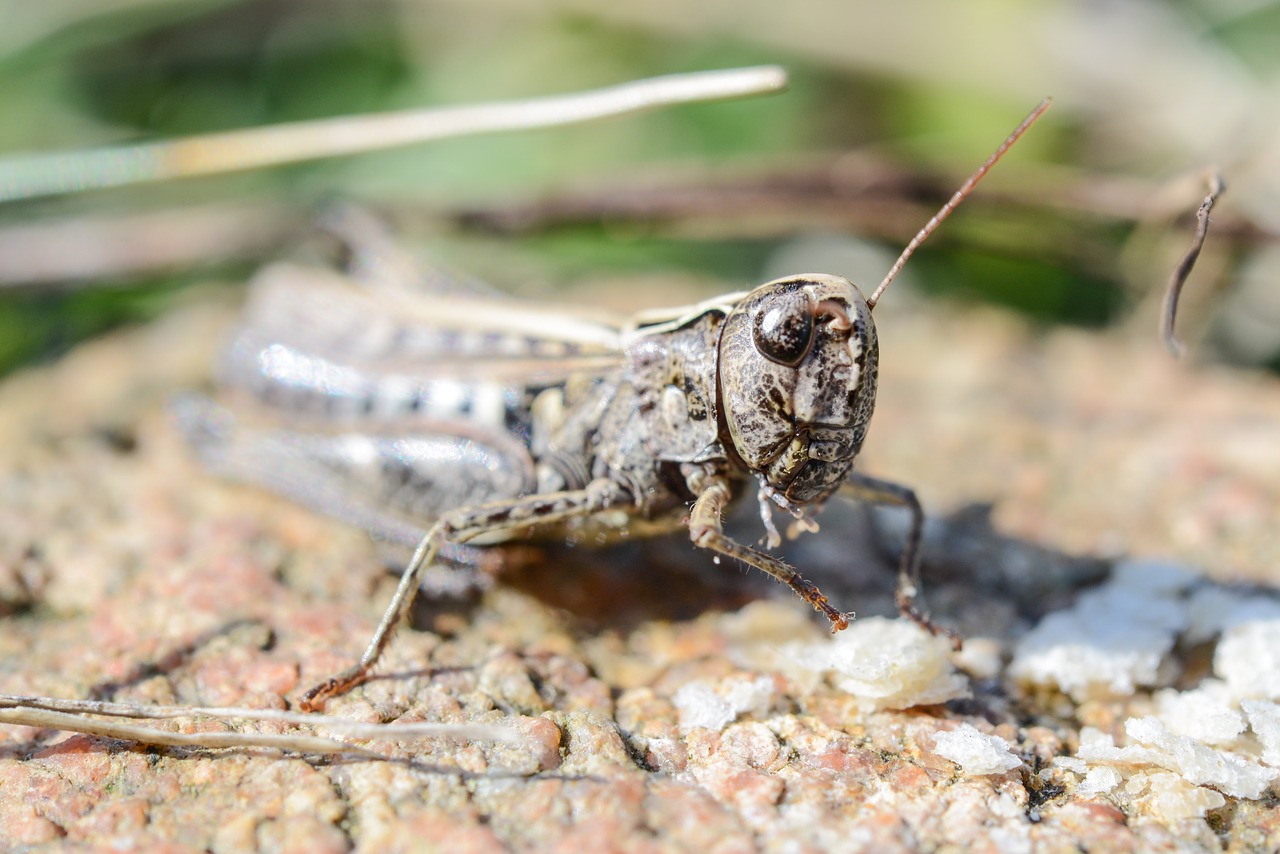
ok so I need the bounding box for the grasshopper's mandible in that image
[180,100,1050,710]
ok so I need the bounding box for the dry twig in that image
[1162,172,1226,357]
[0,693,521,758]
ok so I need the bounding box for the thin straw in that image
[0,66,787,203]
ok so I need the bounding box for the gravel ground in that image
[1,288,1277,852]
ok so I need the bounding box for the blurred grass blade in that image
[0,66,787,204]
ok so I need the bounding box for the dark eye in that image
[752,290,815,366]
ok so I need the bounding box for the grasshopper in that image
[170,100,1051,710]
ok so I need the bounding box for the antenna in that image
[865,97,1052,310]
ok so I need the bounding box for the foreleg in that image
[301,478,632,710]
[688,479,851,631]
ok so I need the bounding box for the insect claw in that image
[811,597,851,632]
[299,667,371,713]
[894,590,962,651]
[298,689,331,714]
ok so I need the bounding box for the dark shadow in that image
[496,497,786,634]
[873,502,1112,620]
[489,495,1113,640]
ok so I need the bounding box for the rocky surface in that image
[1,289,1278,852]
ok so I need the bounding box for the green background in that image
[0,0,1275,374]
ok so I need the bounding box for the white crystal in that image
[1154,682,1246,745]
[1075,726,1167,766]
[1010,580,1186,700]
[673,676,775,732]
[1242,699,1280,767]
[1125,716,1277,799]
[1215,616,1280,700]
[1052,756,1089,774]
[788,617,970,710]
[674,682,735,731]
[1077,766,1123,795]
[1145,771,1226,821]
[932,723,1023,775]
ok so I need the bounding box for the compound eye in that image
[752,289,815,367]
